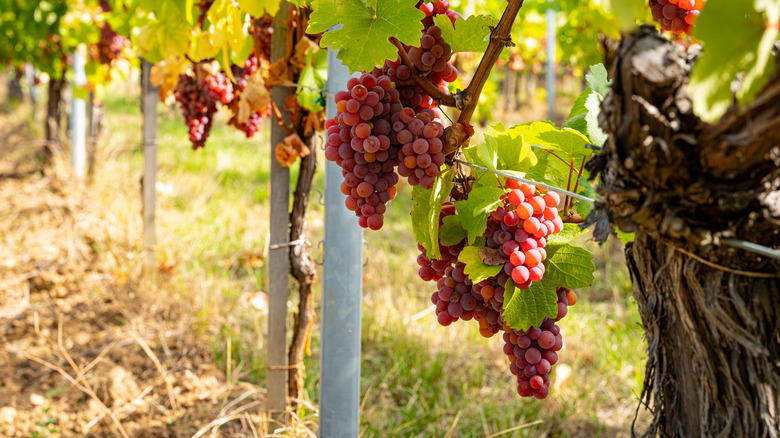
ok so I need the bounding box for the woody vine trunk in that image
[588,26,780,437]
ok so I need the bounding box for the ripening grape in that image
[648,0,706,36]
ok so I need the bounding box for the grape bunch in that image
[254,15,274,61]
[393,107,446,189]
[324,72,402,230]
[648,0,706,36]
[98,0,112,12]
[502,287,577,399]
[487,180,564,290]
[174,74,218,149]
[206,73,234,105]
[417,180,577,399]
[408,26,458,85]
[95,25,128,64]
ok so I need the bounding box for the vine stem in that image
[441,0,525,156]
[389,37,457,107]
[453,158,594,204]
[455,0,523,125]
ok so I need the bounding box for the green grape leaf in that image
[461,144,483,167]
[477,133,499,171]
[503,281,558,331]
[308,0,425,73]
[454,186,505,244]
[440,214,467,246]
[458,246,503,284]
[485,124,538,169]
[515,121,594,163]
[297,49,328,112]
[573,175,596,218]
[543,242,595,290]
[546,223,587,246]
[434,14,497,54]
[237,0,280,19]
[520,153,568,189]
[411,167,455,259]
[585,63,611,97]
[689,0,779,123]
[616,229,635,244]
[563,86,591,133]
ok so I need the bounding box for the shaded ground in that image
[0,109,270,437]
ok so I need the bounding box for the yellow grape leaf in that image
[208,0,251,58]
[192,27,221,61]
[151,57,187,107]
[238,71,271,123]
[237,0,280,19]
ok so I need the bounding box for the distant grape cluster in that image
[326,0,460,229]
[648,0,706,36]
[94,25,128,64]
[174,74,218,149]
[174,53,271,148]
[418,180,575,399]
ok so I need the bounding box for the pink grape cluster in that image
[206,73,234,105]
[648,0,706,36]
[174,74,218,149]
[254,15,274,61]
[488,180,564,290]
[503,287,576,399]
[416,179,577,399]
[408,26,458,84]
[328,0,462,229]
[393,107,446,189]
[324,72,402,230]
[420,0,462,28]
[95,25,128,64]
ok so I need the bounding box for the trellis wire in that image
[454,158,595,204]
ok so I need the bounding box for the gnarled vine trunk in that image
[45,73,66,146]
[590,26,780,437]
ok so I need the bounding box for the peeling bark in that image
[287,142,317,403]
[588,26,780,437]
